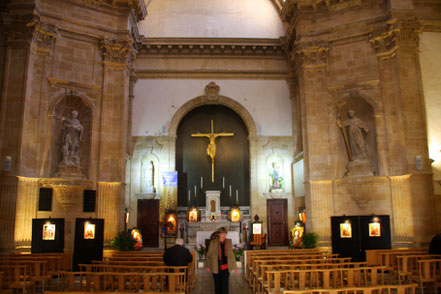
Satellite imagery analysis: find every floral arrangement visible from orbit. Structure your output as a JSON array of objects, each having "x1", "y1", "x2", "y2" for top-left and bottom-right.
[
  {"x1": 195, "y1": 244, "x2": 206, "y2": 256},
  {"x1": 233, "y1": 244, "x2": 244, "y2": 261}
]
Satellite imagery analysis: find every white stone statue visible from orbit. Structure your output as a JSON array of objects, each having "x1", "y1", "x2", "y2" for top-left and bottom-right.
[
  {"x1": 60, "y1": 110, "x2": 83, "y2": 166},
  {"x1": 343, "y1": 109, "x2": 369, "y2": 161}
]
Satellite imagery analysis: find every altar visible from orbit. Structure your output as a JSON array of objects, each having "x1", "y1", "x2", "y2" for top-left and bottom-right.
[{"x1": 196, "y1": 230, "x2": 240, "y2": 247}]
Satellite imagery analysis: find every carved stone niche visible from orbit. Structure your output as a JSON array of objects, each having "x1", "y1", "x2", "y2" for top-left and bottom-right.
[
  {"x1": 336, "y1": 96, "x2": 378, "y2": 177},
  {"x1": 51, "y1": 95, "x2": 92, "y2": 179}
]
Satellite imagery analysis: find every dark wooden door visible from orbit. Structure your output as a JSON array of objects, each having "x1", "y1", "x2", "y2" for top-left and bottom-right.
[
  {"x1": 267, "y1": 199, "x2": 288, "y2": 246},
  {"x1": 137, "y1": 199, "x2": 159, "y2": 247}
]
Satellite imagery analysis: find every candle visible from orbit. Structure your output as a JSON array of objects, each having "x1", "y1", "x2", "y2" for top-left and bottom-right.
[
  {"x1": 229, "y1": 185, "x2": 232, "y2": 196},
  {"x1": 236, "y1": 190, "x2": 238, "y2": 202},
  {"x1": 222, "y1": 177, "x2": 225, "y2": 189},
  {"x1": 201, "y1": 177, "x2": 203, "y2": 188},
  {"x1": 188, "y1": 190, "x2": 190, "y2": 202},
  {"x1": 194, "y1": 185, "x2": 197, "y2": 196}
]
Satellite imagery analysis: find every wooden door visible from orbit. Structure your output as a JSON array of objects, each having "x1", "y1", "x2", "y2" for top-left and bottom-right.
[
  {"x1": 267, "y1": 199, "x2": 288, "y2": 246},
  {"x1": 137, "y1": 199, "x2": 159, "y2": 247}
]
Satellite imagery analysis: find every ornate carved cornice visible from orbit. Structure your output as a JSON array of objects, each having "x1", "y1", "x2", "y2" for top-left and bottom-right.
[
  {"x1": 369, "y1": 19, "x2": 421, "y2": 60},
  {"x1": 139, "y1": 38, "x2": 285, "y2": 57},
  {"x1": 291, "y1": 40, "x2": 329, "y2": 71},
  {"x1": 70, "y1": 0, "x2": 146, "y2": 22},
  {"x1": 281, "y1": 0, "x2": 364, "y2": 22},
  {"x1": 100, "y1": 38, "x2": 136, "y2": 70},
  {"x1": 0, "y1": 13, "x2": 35, "y2": 43},
  {"x1": 28, "y1": 20, "x2": 58, "y2": 55}
]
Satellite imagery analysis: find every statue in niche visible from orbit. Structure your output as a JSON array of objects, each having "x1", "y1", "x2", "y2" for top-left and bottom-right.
[
  {"x1": 210, "y1": 199, "x2": 216, "y2": 212},
  {"x1": 337, "y1": 106, "x2": 374, "y2": 177},
  {"x1": 269, "y1": 162, "x2": 283, "y2": 192},
  {"x1": 343, "y1": 110, "x2": 369, "y2": 161},
  {"x1": 60, "y1": 110, "x2": 83, "y2": 166},
  {"x1": 142, "y1": 160, "x2": 156, "y2": 193}
]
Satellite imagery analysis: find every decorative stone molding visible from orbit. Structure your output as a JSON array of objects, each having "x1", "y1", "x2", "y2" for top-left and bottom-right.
[
  {"x1": 139, "y1": 38, "x2": 285, "y2": 57},
  {"x1": 291, "y1": 40, "x2": 329, "y2": 71},
  {"x1": 100, "y1": 38, "x2": 136, "y2": 70},
  {"x1": 369, "y1": 19, "x2": 421, "y2": 60},
  {"x1": 28, "y1": 20, "x2": 58, "y2": 55},
  {"x1": 205, "y1": 82, "x2": 220, "y2": 101},
  {"x1": 0, "y1": 13, "x2": 35, "y2": 42},
  {"x1": 168, "y1": 83, "x2": 257, "y2": 137},
  {"x1": 71, "y1": 0, "x2": 147, "y2": 21}
]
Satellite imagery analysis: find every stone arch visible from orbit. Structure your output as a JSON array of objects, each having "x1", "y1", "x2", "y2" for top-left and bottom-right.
[{"x1": 169, "y1": 94, "x2": 257, "y2": 137}]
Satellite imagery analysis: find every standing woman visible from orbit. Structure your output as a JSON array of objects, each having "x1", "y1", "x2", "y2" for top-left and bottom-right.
[{"x1": 206, "y1": 227, "x2": 239, "y2": 294}]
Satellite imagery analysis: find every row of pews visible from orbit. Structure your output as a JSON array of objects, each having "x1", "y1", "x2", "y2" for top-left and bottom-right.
[
  {"x1": 60, "y1": 250, "x2": 196, "y2": 293},
  {"x1": 0, "y1": 252, "x2": 72, "y2": 292},
  {"x1": 0, "y1": 250, "x2": 195, "y2": 293},
  {"x1": 245, "y1": 248, "x2": 441, "y2": 294}
]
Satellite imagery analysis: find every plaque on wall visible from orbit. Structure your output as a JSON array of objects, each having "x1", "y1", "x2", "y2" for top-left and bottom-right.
[
  {"x1": 42, "y1": 224, "x2": 56, "y2": 240},
  {"x1": 369, "y1": 223, "x2": 381, "y2": 237},
  {"x1": 84, "y1": 223, "x2": 95, "y2": 239},
  {"x1": 340, "y1": 223, "x2": 352, "y2": 238}
]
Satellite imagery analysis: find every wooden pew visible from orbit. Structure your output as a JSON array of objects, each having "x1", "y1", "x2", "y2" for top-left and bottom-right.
[
  {"x1": 417, "y1": 259, "x2": 441, "y2": 294},
  {"x1": 263, "y1": 267, "x2": 387, "y2": 294},
  {"x1": 397, "y1": 254, "x2": 441, "y2": 284},
  {"x1": 61, "y1": 271, "x2": 186, "y2": 293},
  {"x1": 283, "y1": 283, "x2": 418, "y2": 294},
  {"x1": 0, "y1": 264, "x2": 34, "y2": 293}
]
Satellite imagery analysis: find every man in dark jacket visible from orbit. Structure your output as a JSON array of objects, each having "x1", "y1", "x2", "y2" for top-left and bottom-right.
[{"x1": 163, "y1": 238, "x2": 193, "y2": 266}]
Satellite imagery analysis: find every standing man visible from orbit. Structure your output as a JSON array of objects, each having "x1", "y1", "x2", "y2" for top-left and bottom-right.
[{"x1": 163, "y1": 238, "x2": 193, "y2": 266}]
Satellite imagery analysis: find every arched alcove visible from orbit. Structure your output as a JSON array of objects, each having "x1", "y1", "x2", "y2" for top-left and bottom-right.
[
  {"x1": 52, "y1": 95, "x2": 92, "y2": 178},
  {"x1": 176, "y1": 104, "x2": 250, "y2": 207}
]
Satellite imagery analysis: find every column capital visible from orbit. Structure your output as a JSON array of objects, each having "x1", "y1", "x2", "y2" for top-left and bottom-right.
[
  {"x1": 290, "y1": 40, "x2": 329, "y2": 72},
  {"x1": 100, "y1": 38, "x2": 137, "y2": 70},
  {"x1": 369, "y1": 19, "x2": 421, "y2": 60},
  {"x1": 28, "y1": 20, "x2": 58, "y2": 55}
]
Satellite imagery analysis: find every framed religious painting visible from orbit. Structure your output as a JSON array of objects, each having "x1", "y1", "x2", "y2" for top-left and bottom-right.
[
  {"x1": 253, "y1": 222, "x2": 262, "y2": 235},
  {"x1": 84, "y1": 223, "x2": 95, "y2": 239},
  {"x1": 340, "y1": 223, "x2": 352, "y2": 238},
  {"x1": 42, "y1": 223, "x2": 56, "y2": 240},
  {"x1": 369, "y1": 222, "x2": 381, "y2": 237}
]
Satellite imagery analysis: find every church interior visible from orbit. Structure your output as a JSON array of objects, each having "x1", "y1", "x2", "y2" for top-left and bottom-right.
[{"x1": 0, "y1": 0, "x2": 441, "y2": 293}]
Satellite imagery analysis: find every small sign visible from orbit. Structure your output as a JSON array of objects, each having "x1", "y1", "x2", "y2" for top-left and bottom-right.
[
  {"x1": 161, "y1": 171, "x2": 178, "y2": 186},
  {"x1": 253, "y1": 223, "x2": 262, "y2": 234}
]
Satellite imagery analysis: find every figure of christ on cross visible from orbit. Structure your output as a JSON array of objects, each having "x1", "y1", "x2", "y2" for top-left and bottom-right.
[{"x1": 191, "y1": 120, "x2": 234, "y2": 183}]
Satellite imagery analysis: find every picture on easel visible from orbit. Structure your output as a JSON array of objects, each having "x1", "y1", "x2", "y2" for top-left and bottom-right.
[
  {"x1": 340, "y1": 223, "x2": 352, "y2": 238},
  {"x1": 84, "y1": 223, "x2": 95, "y2": 239},
  {"x1": 42, "y1": 224, "x2": 56, "y2": 240},
  {"x1": 369, "y1": 222, "x2": 381, "y2": 237}
]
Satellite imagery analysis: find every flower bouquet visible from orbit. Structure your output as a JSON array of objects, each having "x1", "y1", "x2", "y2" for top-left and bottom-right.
[
  {"x1": 195, "y1": 244, "x2": 206, "y2": 260},
  {"x1": 233, "y1": 244, "x2": 244, "y2": 261}
]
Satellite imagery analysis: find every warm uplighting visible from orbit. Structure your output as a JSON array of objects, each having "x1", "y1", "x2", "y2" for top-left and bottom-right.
[
  {"x1": 187, "y1": 206, "x2": 201, "y2": 222},
  {"x1": 228, "y1": 206, "x2": 241, "y2": 222},
  {"x1": 164, "y1": 211, "x2": 177, "y2": 234}
]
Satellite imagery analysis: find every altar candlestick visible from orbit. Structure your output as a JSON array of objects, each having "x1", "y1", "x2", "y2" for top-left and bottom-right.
[
  {"x1": 188, "y1": 190, "x2": 190, "y2": 202},
  {"x1": 236, "y1": 190, "x2": 238, "y2": 202},
  {"x1": 194, "y1": 185, "x2": 197, "y2": 197},
  {"x1": 229, "y1": 185, "x2": 232, "y2": 197},
  {"x1": 222, "y1": 177, "x2": 225, "y2": 189},
  {"x1": 201, "y1": 177, "x2": 203, "y2": 189}
]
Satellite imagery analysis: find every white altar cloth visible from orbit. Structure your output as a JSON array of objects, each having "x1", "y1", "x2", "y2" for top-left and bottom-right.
[{"x1": 196, "y1": 231, "x2": 239, "y2": 247}]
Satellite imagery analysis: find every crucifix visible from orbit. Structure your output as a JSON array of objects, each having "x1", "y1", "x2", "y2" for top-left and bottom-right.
[{"x1": 191, "y1": 120, "x2": 234, "y2": 183}]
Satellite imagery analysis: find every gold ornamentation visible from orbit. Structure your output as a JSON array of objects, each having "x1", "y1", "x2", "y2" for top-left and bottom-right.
[
  {"x1": 100, "y1": 38, "x2": 136, "y2": 67},
  {"x1": 292, "y1": 40, "x2": 329, "y2": 71},
  {"x1": 191, "y1": 120, "x2": 234, "y2": 183},
  {"x1": 27, "y1": 20, "x2": 58, "y2": 55},
  {"x1": 369, "y1": 19, "x2": 421, "y2": 60}
]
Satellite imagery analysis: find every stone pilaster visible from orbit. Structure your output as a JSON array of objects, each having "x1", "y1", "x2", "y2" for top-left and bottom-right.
[
  {"x1": 97, "y1": 182, "x2": 123, "y2": 241},
  {"x1": 0, "y1": 175, "x2": 18, "y2": 252},
  {"x1": 14, "y1": 177, "x2": 39, "y2": 244},
  {"x1": 370, "y1": 18, "x2": 436, "y2": 245},
  {"x1": 286, "y1": 72, "x2": 303, "y2": 156},
  {"x1": 305, "y1": 180, "x2": 333, "y2": 246},
  {"x1": 291, "y1": 40, "x2": 332, "y2": 242}
]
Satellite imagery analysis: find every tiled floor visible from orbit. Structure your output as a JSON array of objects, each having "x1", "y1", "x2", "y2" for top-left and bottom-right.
[{"x1": 191, "y1": 268, "x2": 251, "y2": 294}]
